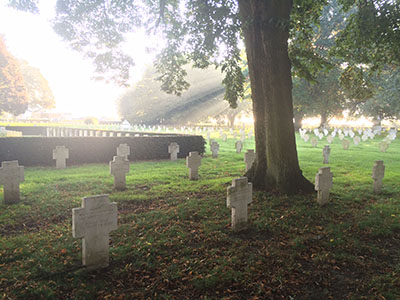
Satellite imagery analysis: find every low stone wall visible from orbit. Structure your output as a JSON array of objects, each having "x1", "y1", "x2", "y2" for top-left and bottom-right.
[
  {"x1": 0, "y1": 136, "x2": 205, "y2": 166},
  {"x1": 4, "y1": 126, "x2": 168, "y2": 137}
]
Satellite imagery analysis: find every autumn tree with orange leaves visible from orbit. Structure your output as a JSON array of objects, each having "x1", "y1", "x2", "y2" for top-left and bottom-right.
[{"x1": 0, "y1": 36, "x2": 29, "y2": 115}]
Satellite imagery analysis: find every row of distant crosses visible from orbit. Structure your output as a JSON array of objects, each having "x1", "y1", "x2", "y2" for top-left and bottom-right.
[{"x1": 0, "y1": 142, "x2": 386, "y2": 270}]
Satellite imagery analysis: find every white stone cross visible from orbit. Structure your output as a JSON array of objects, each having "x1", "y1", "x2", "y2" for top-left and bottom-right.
[
  {"x1": 210, "y1": 141, "x2": 220, "y2": 158},
  {"x1": 303, "y1": 134, "x2": 310, "y2": 142},
  {"x1": 109, "y1": 156, "x2": 130, "y2": 190},
  {"x1": 72, "y1": 194, "x2": 117, "y2": 270},
  {"x1": 0, "y1": 160, "x2": 24, "y2": 204},
  {"x1": 117, "y1": 143, "x2": 130, "y2": 159},
  {"x1": 186, "y1": 151, "x2": 202, "y2": 180},
  {"x1": 326, "y1": 135, "x2": 334, "y2": 144},
  {"x1": 323, "y1": 145, "x2": 330, "y2": 164},
  {"x1": 379, "y1": 141, "x2": 389, "y2": 152},
  {"x1": 342, "y1": 139, "x2": 350, "y2": 150},
  {"x1": 227, "y1": 177, "x2": 253, "y2": 231},
  {"x1": 338, "y1": 133, "x2": 344, "y2": 140},
  {"x1": 372, "y1": 160, "x2": 385, "y2": 194},
  {"x1": 52, "y1": 146, "x2": 69, "y2": 169},
  {"x1": 168, "y1": 142, "x2": 180, "y2": 161},
  {"x1": 353, "y1": 136, "x2": 361, "y2": 145},
  {"x1": 244, "y1": 150, "x2": 255, "y2": 172},
  {"x1": 235, "y1": 140, "x2": 243, "y2": 153},
  {"x1": 315, "y1": 167, "x2": 333, "y2": 205}
]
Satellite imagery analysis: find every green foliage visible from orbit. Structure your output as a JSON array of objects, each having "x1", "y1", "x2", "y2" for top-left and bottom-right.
[
  {"x1": 293, "y1": 67, "x2": 346, "y2": 125},
  {"x1": 336, "y1": 0, "x2": 400, "y2": 69},
  {"x1": 7, "y1": 0, "x2": 39, "y2": 13},
  {"x1": 118, "y1": 65, "x2": 227, "y2": 124},
  {"x1": 356, "y1": 67, "x2": 400, "y2": 120},
  {"x1": 8, "y1": 0, "x2": 400, "y2": 113},
  {"x1": 0, "y1": 36, "x2": 29, "y2": 116},
  {"x1": 18, "y1": 60, "x2": 55, "y2": 112},
  {"x1": 1, "y1": 133, "x2": 399, "y2": 298},
  {"x1": 83, "y1": 116, "x2": 98, "y2": 125}
]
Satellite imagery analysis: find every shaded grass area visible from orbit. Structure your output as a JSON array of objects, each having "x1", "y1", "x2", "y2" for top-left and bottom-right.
[{"x1": 1, "y1": 133, "x2": 399, "y2": 299}]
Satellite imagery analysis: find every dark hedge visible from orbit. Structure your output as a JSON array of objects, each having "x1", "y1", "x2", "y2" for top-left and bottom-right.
[{"x1": 0, "y1": 136, "x2": 205, "y2": 166}]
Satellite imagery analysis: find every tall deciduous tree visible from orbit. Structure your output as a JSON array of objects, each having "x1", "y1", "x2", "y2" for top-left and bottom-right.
[
  {"x1": 0, "y1": 36, "x2": 28, "y2": 115},
  {"x1": 9, "y1": 0, "x2": 400, "y2": 194},
  {"x1": 355, "y1": 67, "x2": 400, "y2": 124},
  {"x1": 292, "y1": 0, "x2": 348, "y2": 129},
  {"x1": 18, "y1": 60, "x2": 55, "y2": 112}
]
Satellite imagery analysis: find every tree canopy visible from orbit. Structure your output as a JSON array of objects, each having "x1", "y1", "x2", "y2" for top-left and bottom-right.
[
  {"x1": 19, "y1": 60, "x2": 55, "y2": 112},
  {"x1": 118, "y1": 65, "x2": 227, "y2": 125},
  {"x1": 0, "y1": 35, "x2": 28, "y2": 115}
]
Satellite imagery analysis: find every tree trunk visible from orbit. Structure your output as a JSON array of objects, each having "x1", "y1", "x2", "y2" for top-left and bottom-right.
[
  {"x1": 372, "y1": 116, "x2": 382, "y2": 127},
  {"x1": 320, "y1": 112, "x2": 328, "y2": 129},
  {"x1": 294, "y1": 113, "x2": 303, "y2": 131},
  {"x1": 239, "y1": 0, "x2": 314, "y2": 194},
  {"x1": 227, "y1": 109, "x2": 236, "y2": 128}
]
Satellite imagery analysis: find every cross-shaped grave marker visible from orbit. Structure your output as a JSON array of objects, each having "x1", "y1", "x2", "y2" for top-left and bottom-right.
[
  {"x1": 323, "y1": 145, "x2": 331, "y2": 164},
  {"x1": 342, "y1": 139, "x2": 350, "y2": 150},
  {"x1": 168, "y1": 142, "x2": 180, "y2": 161},
  {"x1": 372, "y1": 160, "x2": 385, "y2": 194},
  {"x1": 315, "y1": 167, "x2": 333, "y2": 205},
  {"x1": 0, "y1": 160, "x2": 24, "y2": 204},
  {"x1": 53, "y1": 146, "x2": 69, "y2": 169},
  {"x1": 210, "y1": 141, "x2": 220, "y2": 158},
  {"x1": 379, "y1": 141, "x2": 389, "y2": 152},
  {"x1": 235, "y1": 140, "x2": 243, "y2": 153},
  {"x1": 117, "y1": 143, "x2": 130, "y2": 159},
  {"x1": 353, "y1": 136, "x2": 361, "y2": 145},
  {"x1": 186, "y1": 151, "x2": 202, "y2": 180},
  {"x1": 311, "y1": 137, "x2": 318, "y2": 147},
  {"x1": 109, "y1": 156, "x2": 130, "y2": 190},
  {"x1": 227, "y1": 177, "x2": 253, "y2": 231},
  {"x1": 72, "y1": 194, "x2": 117, "y2": 270},
  {"x1": 244, "y1": 150, "x2": 256, "y2": 172},
  {"x1": 326, "y1": 135, "x2": 334, "y2": 144}
]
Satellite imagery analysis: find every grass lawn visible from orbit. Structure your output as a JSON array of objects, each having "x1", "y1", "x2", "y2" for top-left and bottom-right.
[{"x1": 1, "y1": 133, "x2": 399, "y2": 299}]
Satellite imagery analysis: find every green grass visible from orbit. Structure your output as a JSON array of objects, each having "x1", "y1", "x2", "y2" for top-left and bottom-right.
[{"x1": 1, "y1": 133, "x2": 399, "y2": 299}]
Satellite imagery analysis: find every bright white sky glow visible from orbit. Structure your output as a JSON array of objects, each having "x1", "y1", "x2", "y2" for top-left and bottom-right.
[{"x1": 0, "y1": 1, "x2": 155, "y2": 119}]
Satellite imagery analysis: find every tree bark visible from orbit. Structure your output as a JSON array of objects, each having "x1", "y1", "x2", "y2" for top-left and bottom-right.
[
  {"x1": 239, "y1": 0, "x2": 314, "y2": 194},
  {"x1": 320, "y1": 112, "x2": 328, "y2": 129},
  {"x1": 294, "y1": 113, "x2": 303, "y2": 131}
]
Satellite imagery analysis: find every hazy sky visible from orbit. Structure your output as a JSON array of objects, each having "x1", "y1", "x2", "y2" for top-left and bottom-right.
[{"x1": 0, "y1": 1, "x2": 154, "y2": 119}]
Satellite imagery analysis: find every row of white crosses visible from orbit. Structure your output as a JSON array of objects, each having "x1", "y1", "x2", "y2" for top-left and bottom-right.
[
  {"x1": 315, "y1": 161, "x2": 385, "y2": 205},
  {"x1": 302, "y1": 127, "x2": 397, "y2": 152},
  {"x1": 315, "y1": 144, "x2": 386, "y2": 205},
  {"x1": 0, "y1": 146, "x2": 71, "y2": 204},
  {"x1": 72, "y1": 144, "x2": 130, "y2": 270},
  {"x1": 71, "y1": 145, "x2": 254, "y2": 270}
]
